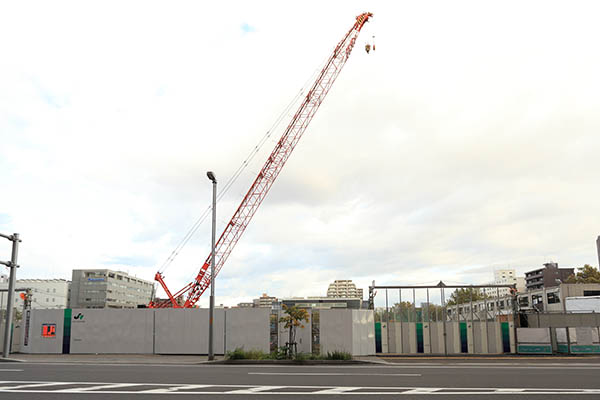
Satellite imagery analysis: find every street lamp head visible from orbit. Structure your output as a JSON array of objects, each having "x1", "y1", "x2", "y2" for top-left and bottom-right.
[{"x1": 207, "y1": 171, "x2": 217, "y2": 183}]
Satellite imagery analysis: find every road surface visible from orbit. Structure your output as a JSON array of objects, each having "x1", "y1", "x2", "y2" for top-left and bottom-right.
[{"x1": 0, "y1": 357, "x2": 599, "y2": 399}]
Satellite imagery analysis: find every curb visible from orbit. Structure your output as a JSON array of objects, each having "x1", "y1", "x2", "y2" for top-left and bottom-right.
[
  {"x1": 377, "y1": 354, "x2": 600, "y2": 359},
  {"x1": 208, "y1": 359, "x2": 375, "y2": 365},
  {"x1": 0, "y1": 358, "x2": 24, "y2": 363}
]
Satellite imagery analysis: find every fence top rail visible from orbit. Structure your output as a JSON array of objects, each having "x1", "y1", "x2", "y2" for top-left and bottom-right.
[{"x1": 371, "y1": 284, "x2": 516, "y2": 290}]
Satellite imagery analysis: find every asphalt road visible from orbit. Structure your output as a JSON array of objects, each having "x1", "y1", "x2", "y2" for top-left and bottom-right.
[{"x1": 1, "y1": 358, "x2": 599, "y2": 399}]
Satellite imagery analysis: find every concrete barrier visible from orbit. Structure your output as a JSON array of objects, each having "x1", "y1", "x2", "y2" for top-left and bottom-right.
[
  {"x1": 70, "y1": 309, "x2": 154, "y2": 354},
  {"x1": 18, "y1": 308, "x2": 374, "y2": 355},
  {"x1": 556, "y1": 327, "x2": 600, "y2": 354},
  {"x1": 19, "y1": 309, "x2": 63, "y2": 354},
  {"x1": 226, "y1": 308, "x2": 269, "y2": 353},
  {"x1": 320, "y1": 310, "x2": 375, "y2": 356},
  {"x1": 154, "y1": 308, "x2": 225, "y2": 354},
  {"x1": 517, "y1": 327, "x2": 552, "y2": 354}
]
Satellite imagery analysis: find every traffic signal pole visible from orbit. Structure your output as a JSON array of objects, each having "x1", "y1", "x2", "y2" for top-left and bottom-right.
[{"x1": 0, "y1": 232, "x2": 20, "y2": 358}]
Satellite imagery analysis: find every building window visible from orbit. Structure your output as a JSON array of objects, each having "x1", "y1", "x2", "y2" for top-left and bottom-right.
[
  {"x1": 519, "y1": 297, "x2": 529, "y2": 307},
  {"x1": 547, "y1": 292, "x2": 560, "y2": 304},
  {"x1": 584, "y1": 290, "x2": 600, "y2": 297}
]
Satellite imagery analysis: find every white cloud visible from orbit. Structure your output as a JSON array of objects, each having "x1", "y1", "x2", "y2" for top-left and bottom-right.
[{"x1": 1, "y1": 1, "x2": 599, "y2": 308}]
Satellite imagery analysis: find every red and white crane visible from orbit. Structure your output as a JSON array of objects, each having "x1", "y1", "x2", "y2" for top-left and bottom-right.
[{"x1": 151, "y1": 12, "x2": 373, "y2": 308}]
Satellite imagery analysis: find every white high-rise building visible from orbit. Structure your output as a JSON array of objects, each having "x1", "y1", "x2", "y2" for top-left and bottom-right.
[
  {"x1": 493, "y1": 269, "x2": 525, "y2": 296},
  {"x1": 326, "y1": 280, "x2": 363, "y2": 299},
  {"x1": 0, "y1": 279, "x2": 70, "y2": 309}
]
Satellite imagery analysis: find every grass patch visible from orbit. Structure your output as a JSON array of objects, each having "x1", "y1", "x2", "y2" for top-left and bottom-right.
[
  {"x1": 226, "y1": 347, "x2": 270, "y2": 360},
  {"x1": 325, "y1": 350, "x2": 352, "y2": 360},
  {"x1": 225, "y1": 347, "x2": 353, "y2": 361}
]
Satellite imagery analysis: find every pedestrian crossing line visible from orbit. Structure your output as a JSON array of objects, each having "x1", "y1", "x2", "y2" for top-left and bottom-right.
[
  {"x1": 0, "y1": 381, "x2": 600, "y2": 395},
  {"x1": 402, "y1": 387, "x2": 442, "y2": 394},
  {"x1": 143, "y1": 384, "x2": 214, "y2": 393},
  {"x1": 313, "y1": 387, "x2": 362, "y2": 394},
  {"x1": 225, "y1": 386, "x2": 285, "y2": 394},
  {"x1": 0, "y1": 382, "x2": 65, "y2": 391},
  {"x1": 62, "y1": 383, "x2": 143, "y2": 392}
]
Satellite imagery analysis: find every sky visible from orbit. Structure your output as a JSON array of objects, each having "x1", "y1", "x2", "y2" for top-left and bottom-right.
[{"x1": 1, "y1": 1, "x2": 599, "y2": 308}]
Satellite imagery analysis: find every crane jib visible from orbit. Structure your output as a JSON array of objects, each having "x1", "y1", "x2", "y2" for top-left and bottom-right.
[{"x1": 152, "y1": 12, "x2": 373, "y2": 308}]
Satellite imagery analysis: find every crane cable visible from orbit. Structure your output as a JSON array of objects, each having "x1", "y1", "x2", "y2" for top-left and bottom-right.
[{"x1": 158, "y1": 58, "x2": 329, "y2": 275}]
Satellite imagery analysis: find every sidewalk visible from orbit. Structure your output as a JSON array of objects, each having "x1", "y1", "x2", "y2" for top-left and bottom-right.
[{"x1": 1, "y1": 353, "x2": 224, "y2": 364}]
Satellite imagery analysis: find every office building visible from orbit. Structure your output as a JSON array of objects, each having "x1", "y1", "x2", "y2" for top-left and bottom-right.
[
  {"x1": 0, "y1": 279, "x2": 70, "y2": 310},
  {"x1": 326, "y1": 280, "x2": 363, "y2": 299},
  {"x1": 524, "y1": 263, "x2": 574, "y2": 291},
  {"x1": 70, "y1": 269, "x2": 153, "y2": 309}
]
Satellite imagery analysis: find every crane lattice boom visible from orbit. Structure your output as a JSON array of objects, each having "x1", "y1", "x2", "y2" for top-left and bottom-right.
[{"x1": 152, "y1": 12, "x2": 373, "y2": 308}]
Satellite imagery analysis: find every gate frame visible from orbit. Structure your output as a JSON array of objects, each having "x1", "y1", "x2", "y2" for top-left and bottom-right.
[{"x1": 369, "y1": 281, "x2": 517, "y2": 355}]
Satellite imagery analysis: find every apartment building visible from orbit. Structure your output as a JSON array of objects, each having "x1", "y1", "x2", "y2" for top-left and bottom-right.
[
  {"x1": 326, "y1": 280, "x2": 364, "y2": 299},
  {"x1": 525, "y1": 263, "x2": 574, "y2": 291},
  {"x1": 493, "y1": 269, "x2": 525, "y2": 296},
  {"x1": 253, "y1": 293, "x2": 278, "y2": 308}
]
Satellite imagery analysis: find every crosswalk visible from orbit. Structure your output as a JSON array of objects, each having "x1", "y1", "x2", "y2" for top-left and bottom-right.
[{"x1": 0, "y1": 381, "x2": 599, "y2": 395}]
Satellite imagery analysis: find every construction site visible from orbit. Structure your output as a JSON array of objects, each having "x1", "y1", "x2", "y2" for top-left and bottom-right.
[{"x1": 2, "y1": 12, "x2": 599, "y2": 360}]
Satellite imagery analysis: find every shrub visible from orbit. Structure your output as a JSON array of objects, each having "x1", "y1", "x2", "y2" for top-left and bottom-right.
[
  {"x1": 225, "y1": 347, "x2": 270, "y2": 360},
  {"x1": 326, "y1": 350, "x2": 352, "y2": 360}
]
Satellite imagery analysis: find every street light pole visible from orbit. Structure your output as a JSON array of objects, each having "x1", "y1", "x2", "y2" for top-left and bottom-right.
[
  {"x1": 0, "y1": 233, "x2": 20, "y2": 358},
  {"x1": 206, "y1": 172, "x2": 217, "y2": 361}
]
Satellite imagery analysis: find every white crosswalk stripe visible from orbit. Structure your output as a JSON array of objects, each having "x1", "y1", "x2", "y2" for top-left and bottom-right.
[{"x1": 0, "y1": 380, "x2": 599, "y2": 395}]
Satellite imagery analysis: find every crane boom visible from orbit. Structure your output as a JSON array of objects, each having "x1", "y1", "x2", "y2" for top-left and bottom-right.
[{"x1": 153, "y1": 12, "x2": 373, "y2": 308}]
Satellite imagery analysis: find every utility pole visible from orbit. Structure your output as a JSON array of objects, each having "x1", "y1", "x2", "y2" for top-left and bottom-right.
[
  {"x1": 0, "y1": 232, "x2": 21, "y2": 358},
  {"x1": 206, "y1": 172, "x2": 217, "y2": 360}
]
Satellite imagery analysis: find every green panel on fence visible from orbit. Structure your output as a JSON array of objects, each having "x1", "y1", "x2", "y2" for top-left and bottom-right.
[
  {"x1": 517, "y1": 345, "x2": 552, "y2": 354},
  {"x1": 557, "y1": 344, "x2": 569, "y2": 354},
  {"x1": 459, "y1": 322, "x2": 468, "y2": 353},
  {"x1": 416, "y1": 323, "x2": 424, "y2": 353},
  {"x1": 62, "y1": 308, "x2": 72, "y2": 354},
  {"x1": 375, "y1": 322, "x2": 382, "y2": 353},
  {"x1": 571, "y1": 345, "x2": 600, "y2": 354},
  {"x1": 501, "y1": 322, "x2": 510, "y2": 353}
]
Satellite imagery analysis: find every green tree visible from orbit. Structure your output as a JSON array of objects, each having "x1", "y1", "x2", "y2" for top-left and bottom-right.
[
  {"x1": 279, "y1": 305, "x2": 309, "y2": 357},
  {"x1": 565, "y1": 264, "x2": 600, "y2": 284},
  {"x1": 446, "y1": 288, "x2": 490, "y2": 306}
]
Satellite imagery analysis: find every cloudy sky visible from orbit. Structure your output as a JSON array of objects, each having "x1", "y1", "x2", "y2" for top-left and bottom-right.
[{"x1": 1, "y1": 1, "x2": 599, "y2": 308}]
